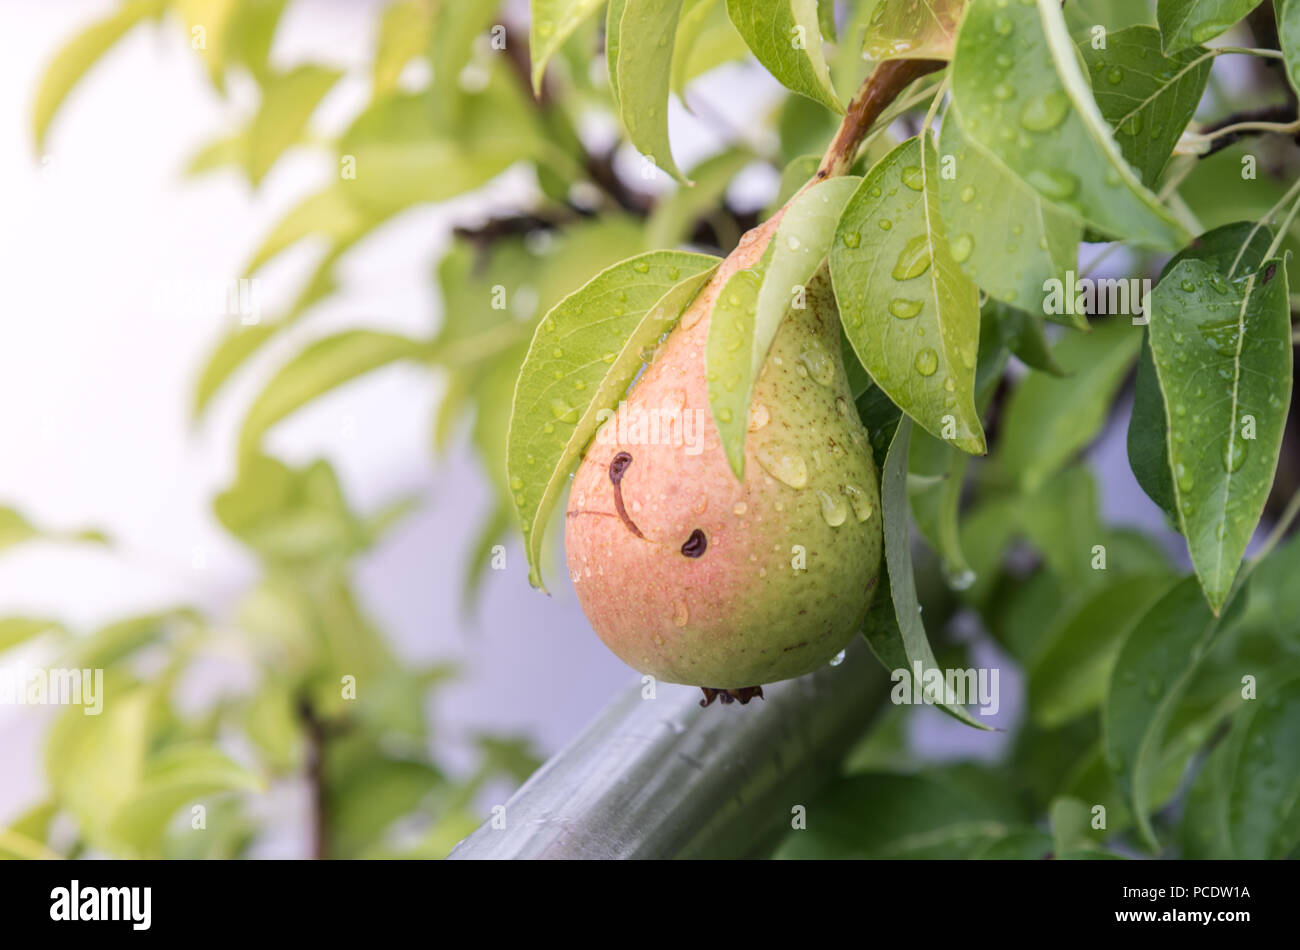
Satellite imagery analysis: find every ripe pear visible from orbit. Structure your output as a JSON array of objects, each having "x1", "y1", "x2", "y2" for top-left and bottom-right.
[{"x1": 565, "y1": 214, "x2": 883, "y2": 691}]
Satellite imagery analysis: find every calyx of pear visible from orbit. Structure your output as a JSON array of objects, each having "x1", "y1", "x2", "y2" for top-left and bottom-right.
[{"x1": 565, "y1": 208, "x2": 883, "y2": 692}]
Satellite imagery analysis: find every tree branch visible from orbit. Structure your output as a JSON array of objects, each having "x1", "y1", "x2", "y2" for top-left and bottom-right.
[{"x1": 817, "y1": 58, "x2": 946, "y2": 180}]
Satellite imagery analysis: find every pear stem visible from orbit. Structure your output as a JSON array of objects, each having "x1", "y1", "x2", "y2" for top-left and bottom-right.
[{"x1": 816, "y1": 58, "x2": 946, "y2": 180}]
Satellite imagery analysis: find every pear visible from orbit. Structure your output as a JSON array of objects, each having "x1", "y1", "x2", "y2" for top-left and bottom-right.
[{"x1": 565, "y1": 214, "x2": 883, "y2": 692}]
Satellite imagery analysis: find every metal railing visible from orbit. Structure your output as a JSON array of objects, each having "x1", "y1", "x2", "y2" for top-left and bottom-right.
[{"x1": 448, "y1": 640, "x2": 888, "y2": 859}]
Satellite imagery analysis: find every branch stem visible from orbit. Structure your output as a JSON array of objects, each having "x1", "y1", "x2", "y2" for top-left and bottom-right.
[{"x1": 817, "y1": 58, "x2": 946, "y2": 180}]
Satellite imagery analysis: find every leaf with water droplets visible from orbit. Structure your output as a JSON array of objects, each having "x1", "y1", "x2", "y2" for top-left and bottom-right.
[
  {"x1": 862, "y1": 418, "x2": 993, "y2": 730},
  {"x1": 530, "y1": 0, "x2": 607, "y2": 93},
  {"x1": 1128, "y1": 222, "x2": 1276, "y2": 525},
  {"x1": 706, "y1": 250, "x2": 768, "y2": 478},
  {"x1": 508, "y1": 251, "x2": 719, "y2": 590},
  {"x1": 861, "y1": 0, "x2": 967, "y2": 61},
  {"x1": 1157, "y1": 0, "x2": 1262, "y2": 55},
  {"x1": 1080, "y1": 26, "x2": 1212, "y2": 188},
  {"x1": 754, "y1": 175, "x2": 859, "y2": 383},
  {"x1": 1225, "y1": 674, "x2": 1300, "y2": 857},
  {"x1": 612, "y1": 0, "x2": 691, "y2": 183},
  {"x1": 725, "y1": 0, "x2": 843, "y2": 114},
  {"x1": 994, "y1": 318, "x2": 1141, "y2": 493},
  {"x1": 1103, "y1": 575, "x2": 1242, "y2": 850},
  {"x1": 950, "y1": 0, "x2": 1185, "y2": 248},
  {"x1": 831, "y1": 136, "x2": 985, "y2": 455},
  {"x1": 1148, "y1": 249, "x2": 1291, "y2": 613},
  {"x1": 938, "y1": 105, "x2": 1082, "y2": 315}
]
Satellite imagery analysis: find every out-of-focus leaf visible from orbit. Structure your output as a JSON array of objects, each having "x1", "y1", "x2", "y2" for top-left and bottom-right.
[
  {"x1": 672, "y1": 0, "x2": 749, "y2": 98},
  {"x1": 238, "y1": 330, "x2": 431, "y2": 460},
  {"x1": 374, "y1": 0, "x2": 436, "y2": 97},
  {"x1": 31, "y1": 0, "x2": 167, "y2": 152},
  {"x1": 777, "y1": 768, "x2": 1024, "y2": 858},
  {"x1": 68, "y1": 609, "x2": 200, "y2": 670},
  {"x1": 994, "y1": 319, "x2": 1140, "y2": 492},
  {"x1": 1225, "y1": 674, "x2": 1300, "y2": 857},
  {"x1": 244, "y1": 65, "x2": 342, "y2": 185},
  {"x1": 1281, "y1": 0, "x2": 1300, "y2": 99},
  {"x1": 0, "y1": 618, "x2": 63, "y2": 653},
  {"x1": 109, "y1": 744, "x2": 262, "y2": 857},
  {"x1": 530, "y1": 0, "x2": 606, "y2": 93},
  {"x1": 645, "y1": 147, "x2": 753, "y2": 249},
  {"x1": 988, "y1": 302, "x2": 1065, "y2": 376}
]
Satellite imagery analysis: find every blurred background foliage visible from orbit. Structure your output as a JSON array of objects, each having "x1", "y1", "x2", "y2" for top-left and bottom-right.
[{"x1": 2, "y1": 0, "x2": 1298, "y2": 860}]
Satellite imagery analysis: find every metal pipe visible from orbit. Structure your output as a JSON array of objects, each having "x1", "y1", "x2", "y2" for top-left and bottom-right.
[{"x1": 448, "y1": 639, "x2": 888, "y2": 859}]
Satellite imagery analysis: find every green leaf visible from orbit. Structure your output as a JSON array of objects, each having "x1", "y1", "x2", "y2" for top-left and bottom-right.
[
  {"x1": 937, "y1": 104, "x2": 1082, "y2": 313},
  {"x1": 994, "y1": 318, "x2": 1141, "y2": 492},
  {"x1": 1128, "y1": 333, "x2": 1178, "y2": 518},
  {"x1": 70, "y1": 609, "x2": 199, "y2": 670},
  {"x1": 950, "y1": 0, "x2": 1185, "y2": 248},
  {"x1": 109, "y1": 744, "x2": 262, "y2": 857},
  {"x1": 1128, "y1": 221, "x2": 1276, "y2": 520},
  {"x1": 672, "y1": 0, "x2": 749, "y2": 98},
  {"x1": 1048, "y1": 796, "x2": 1098, "y2": 855},
  {"x1": 970, "y1": 829, "x2": 1055, "y2": 858},
  {"x1": 31, "y1": 0, "x2": 167, "y2": 152},
  {"x1": 645, "y1": 147, "x2": 753, "y2": 249},
  {"x1": 1080, "y1": 26, "x2": 1212, "y2": 188},
  {"x1": 238, "y1": 331, "x2": 430, "y2": 460},
  {"x1": 989, "y1": 301, "x2": 1065, "y2": 376},
  {"x1": 725, "y1": 0, "x2": 843, "y2": 114},
  {"x1": 777, "y1": 768, "x2": 1022, "y2": 858},
  {"x1": 768, "y1": 153, "x2": 823, "y2": 215},
  {"x1": 0, "y1": 506, "x2": 110, "y2": 552},
  {"x1": 863, "y1": 418, "x2": 992, "y2": 729},
  {"x1": 1280, "y1": 0, "x2": 1300, "y2": 99},
  {"x1": 862, "y1": 0, "x2": 966, "y2": 61},
  {"x1": 1157, "y1": 0, "x2": 1261, "y2": 55},
  {"x1": 907, "y1": 430, "x2": 974, "y2": 588},
  {"x1": 613, "y1": 0, "x2": 690, "y2": 183},
  {"x1": 429, "y1": 1, "x2": 504, "y2": 124},
  {"x1": 1027, "y1": 573, "x2": 1175, "y2": 728},
  {"x1": 1147, "y1": 254, "x2": 1291, "y2": 612},
  {"x1": 0, "y1": 617, "x2": 63, "y2": 653},
  {"x1": 755, "y1": 176, "x2": 859, "y2": 376},
  {"x1": 1225, "y1": 675, "x2": 1300, "y2": 858},
  {"x1": 606, "y1": 0, "x2": 628, "y2": 106},
  {"x1": 245, "y1": 65, "x2": 342, "y2": 185},
  {"x1": 374, "y1": 0, "x2": 436, "y2": 97},
  {"x1": 1103, "y1": 575, "x2": 1241, "y2": 850},
  {"x1": 706, "y1": 257, "x2": 766, "y2": 478},
  {"x1": 508, "y1": 251, "x2": 718, "y2": 591},
  {"x1": 531, "y1": 0, "x2": 607, "y2": 93},
  {"x1": 832, "y1": 136, "x2": 985, "y2": 455}
]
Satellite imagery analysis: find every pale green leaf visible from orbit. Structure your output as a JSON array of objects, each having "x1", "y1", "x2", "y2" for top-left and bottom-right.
[
  {"x1": 831, "y1": 135, "x2": 985, "y2": 455},
  {"x1": 246, "y1": 64, "x2": 342, "y2": 185},
  {"x1": 531, "y1": 0, "x2": 607, "y2": 93},
  {"x1": 706, "y1": 260, "x2": 765, "y2": 478},
  {"x1": 863, "y1": 418, "x2": 992, "y2": 729},
  {"x1": 31, "y1": 0, "x2": 167, "y2": 152},
  {"x1": 950, "y1": 0, "x2": 1186, "y2": 248},
  {"x1": 671, "y1": 0, "x2": 749, "y2": 98},
  {"x1": 937, "y1": 103, "x2": 1082, "y2": 313},
  {"x1": 374, "y1": 0, "x2": 436, "y2": 97},
  {"x1": 862, "y1": 0, "x2": 966, "y2": 61},
  {"x1": 1157, "y1": 0, "x2": 1261, "y2": 54},
  {"x1": 239, "y1": 331, "x2": 431, "y2": 459},
  {"x1": 508, "y1": 251, "x2": 719, "y2": 590},
  {"x1": 615, "y1": 0, "x2": 690, "y2": 183},
  {"x1": 726, "y1": 0, "x2": 843, "y2": 113},
  {"x1": 0, "y1": 618, "x2": 63, "y2": 653},
  {"x1": 645, "y1": 147, "x2": 753, "y2": 249}
]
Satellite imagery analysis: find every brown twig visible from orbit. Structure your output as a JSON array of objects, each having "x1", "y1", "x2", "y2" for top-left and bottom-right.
[
  {"x1": 297, "y1": 697, "x2": 331, "y2": 860},
  {"x1": 1198, "y1": 104, "x2": 1300, "y2": 158},
  {"x1": 816, "y1": 58, "x2": 946, "y2": 180}
]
